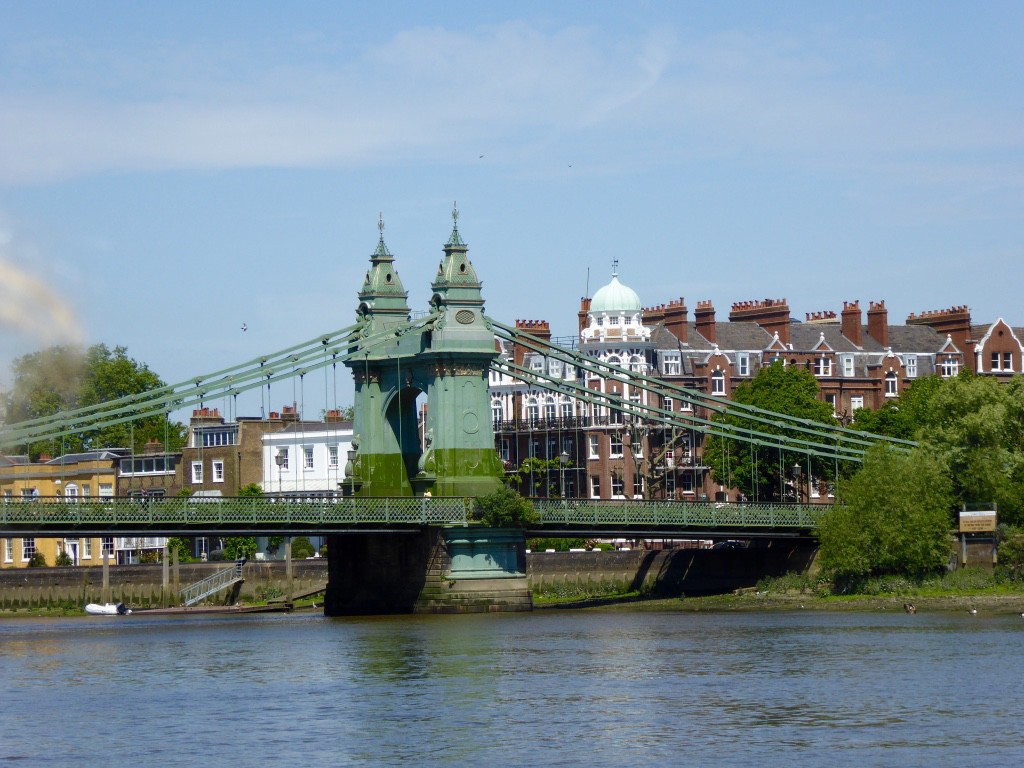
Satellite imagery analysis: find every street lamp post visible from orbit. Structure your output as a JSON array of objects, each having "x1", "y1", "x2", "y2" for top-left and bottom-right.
[
  {"x1": 275, "y1": 449, "x2": 286, "y2": 496},
  {"x1": 791, "y1": 463, "x2": 802, "y2": 503},
  {"x1": 559, "y1": 450, "x2": 569, "y2": 498}
]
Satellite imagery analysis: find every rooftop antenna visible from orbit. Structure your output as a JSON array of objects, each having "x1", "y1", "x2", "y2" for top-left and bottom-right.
[{"x1": 585, "y1": 267, "x2": 590, "y2": 298}]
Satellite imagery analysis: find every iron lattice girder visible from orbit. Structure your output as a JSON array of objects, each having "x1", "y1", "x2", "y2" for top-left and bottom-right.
[
  {"x1": 0, "y1": 313, "x2": 441, "y2": 449},
  {"x1": 0, "y1": 496, "x2": 824, "y2": 535},
  {"x1": 488, "y1": 318, "x2": 916, "y2": 463}
]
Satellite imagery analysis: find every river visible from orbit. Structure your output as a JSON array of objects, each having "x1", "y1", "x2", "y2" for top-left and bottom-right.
[{"x1": 1, "y1": 608, "x2": 1022, "y2": 767}]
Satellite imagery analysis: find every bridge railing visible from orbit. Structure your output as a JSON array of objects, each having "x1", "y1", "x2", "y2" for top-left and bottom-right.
[
  {"x1": 0, "y1": 495, "x2": 828, "y2": 533},
  {"x1": 532, "y1": 499, "x2": 827, "y2": 530},
  {"x1": 0, "y1": 496, "x2": 472, "y2": 530}
]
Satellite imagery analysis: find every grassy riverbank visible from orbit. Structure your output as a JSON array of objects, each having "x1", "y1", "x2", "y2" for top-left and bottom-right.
[{"x1": 535, "y1": 567, "x2": 1024, "y2": 615}]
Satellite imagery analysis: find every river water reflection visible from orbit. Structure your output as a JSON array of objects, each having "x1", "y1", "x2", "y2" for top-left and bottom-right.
[{"x1": 1, "y1": 609, "x2": 1022, "y2": 766}]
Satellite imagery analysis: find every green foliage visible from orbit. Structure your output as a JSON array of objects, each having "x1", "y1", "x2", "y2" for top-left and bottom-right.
[
  {"x1": 165, "y1": 537, "x2": 193, "y2": 563},
  {"x1": 527, "y1": 537, "x2": 588, "y2": 552},
  {"x1": 290, "y1": 536, "x2": 315, "y2": 559},
  {"x1": 3, "y1": 343, "x2": 186, "y2": 458},
  {"x1": 471, "y1": 485, "x2": 539, "y2": 528},
  {"x1": 507, "y1": 456, "x2": 572, "y2": 497},
  {"x1": 854, "y1": 373, "x2": 1024, "y2": 526},
  {"x1": 703, "y1": 362, "x2": 837, "y2": 501},
  {"x1": 27, "y1": 551, "x2": 48, "y2": 568},
  {"x1": 237, "y1": 483, "x2": 264, "y2": 497},
  {"x1": 818, "y1": 445, "x2": 955, "y2": 582},
  {"x1": 55, "y1": 550, "x2": 73, "y2": 567},
  {"x1": 224, "y1": 537, "x2": 258, "y2": 560},
  {"x1": 997, "y1": 526, "x2": 1024, "y2": 580},
  {"x1": 176, "y1": 487, "x2": 194, "y2": 498}
]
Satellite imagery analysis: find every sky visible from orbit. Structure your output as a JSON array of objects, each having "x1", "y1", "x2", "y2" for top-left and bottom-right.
[{"x1": 1, "y1": 1, "x2": 1022, "y2": 419}]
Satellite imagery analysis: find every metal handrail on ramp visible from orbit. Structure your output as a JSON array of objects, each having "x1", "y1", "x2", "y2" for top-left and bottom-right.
[{"x1": 180, "y1": 558, "x2": 246, "y2": 607}]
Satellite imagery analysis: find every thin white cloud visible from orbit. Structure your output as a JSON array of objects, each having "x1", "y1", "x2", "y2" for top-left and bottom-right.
[{"x1": 0, "y1": 20, "x2": 1020, "y2": 191}]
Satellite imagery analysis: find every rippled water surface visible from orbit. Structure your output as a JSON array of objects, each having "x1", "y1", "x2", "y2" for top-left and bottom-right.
[{"x1": 1, "y1": 609, "x2": 1022, "y2": 766}]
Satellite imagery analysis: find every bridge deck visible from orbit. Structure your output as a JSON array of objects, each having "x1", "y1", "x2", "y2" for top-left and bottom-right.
[{"x1": 0, "y1": 497, "x2": 826, "y2": 537}]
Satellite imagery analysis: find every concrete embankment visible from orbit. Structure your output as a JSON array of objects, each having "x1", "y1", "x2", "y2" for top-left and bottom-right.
[
  {"x1": 0, "y1": 560, "x2": 329, "y2": 610},
  {"x1": 0, "y1": 542, "x2": 817, "y2": 612}
]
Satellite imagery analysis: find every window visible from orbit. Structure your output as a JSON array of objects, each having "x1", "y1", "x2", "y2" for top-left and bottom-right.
[
  {"x1": 711, "y1": 371, "x2": 726, "y2": 396},
  {"x1": 530, "y1": 438, "x2": 541, "y2": 458},
  {"x1": 304, "y1": 447, "x2": 314, "y2": 470},
  {"x1": 609, "y1": 433, "x2": 623, "y2": 457},
  {"x1": 191, "y1": 462, "x2": 203, "y2": 483},
  {"x1": 526, "y1": 399, "x2": 540, "y2": 423},
  {"x1": 82, "y1": 485, "x2": 90, "y2": 498},
  {"x1": 825, "y1": 394, "x2": 837, "y2": 416},
  {"x1": 549, "y1": 359, "x2": 562, "y2": 377},
  {"x1": 3, "y1": 538, "x2": 12, "y2": 563},
  {"x1": 839, "y1": 354, "x2": 856, "y2": 378},
  {"x1": 663, "y1": 397, "x2": 674, "y2": 414},
  {"x1": 544, "y1": 398, "x2": 556, "y2": 421},
  {"x1": 633, "y1": 474, "x2": 643, "y2": 499},
  {"x1": 277, "y1": 449, "x2": 289, "y2": 470},
  {"x1": 885, "y1": 372, "x2": 898, "y2": 398},
  {"x1": 737, "y1": 353, "x2": 750, "y2": 377},
  {"x1": 663, "y1": 353, "x2": 681, "y2": 376},
  {"x1": 851, "y1": 395, "x2": 865, "y2": 412},
  {"x1": 328, "y1": 446, "x2": 339, "y2": 470},
  {"x1": 589, "y1": 435, "x2": 600, "y2": 459},
  {"x1": 491, "y1": 400, "x2": 504, "y2": 424},
  {"x1": 590, "y1": 476, "x2": 601, "y2": 499},
  {"x1": 991, "y1": 352, "x2": 1001, "y2": 370},
  {"x1": 814, "y1": 357, "x2": 832, "y2": 377},
  {"x1": 500, "y1": 439, "x2": 511, "y2": 461},
  {"x1": 99, "y1": 483, "x2": 113, "y2": 498},
  {"x1": 120, "y1": 456, "x2": 179, "y2": 476},
  {"x1": 904, "y1": 355, "x2": 917, "y2": 378},
  {"x1": 82, "y1": 538, "x2": 92, "y2": 560},
  {"x1": 611, "y1": 474, "x2": 624, "y2": 497},
  {"x1": 194, "y1": 427, "x2": 238, "y2": 448},
  {"x1": 608, "y1": 315, "x2": 619, "y2": 326},
  {"x1": 681, "y1": 473, "x2": 694, "y2": 494},
  {"x1": 530, "y1": 358, "x2": 544, "y2": 372},
  {"x1": 609, "y1": 406, "x2": 623, "y2": 425},
  {"x1": 1004, "y1": 352, "x2": 1013, "y2": 371},
  {"x1": 212, "y1": 460, "x2": 224, "y2": 483},
  {"x1": 665, "y1": 473, "x2": 676, "y2": 496},
  {"x1": 993, "y1": 351, "x2": 1013, "y2": 372},
  {"x1": 940, "y1": 357, "x2": 959, "y2": 378},
  {"x1": 64, "y1": 484, "x2": 78, "y2": 499},
  {"x1": 101, "y1": 537, "x2": 114, "y2": 558},
  {"x1": 21, "y1": 538, "x2": 35, "y2": 562},
  {"x1": 560, "y1": 400, "x2": 573, "y2": 419}
]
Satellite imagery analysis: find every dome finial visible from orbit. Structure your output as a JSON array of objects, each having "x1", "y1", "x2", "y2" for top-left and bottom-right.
[{"x1": 612, "y1": 257, "x2": 619, "y2": 277}]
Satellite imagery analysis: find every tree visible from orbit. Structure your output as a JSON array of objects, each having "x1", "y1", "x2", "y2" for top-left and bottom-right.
[
  {"x1": 237, "y1": 483, "x2": 264, "y2": 497},
  {"x1": 290, "y1": 536, "x2": 316, "y2": 559},
  {"x1": 855, "y1": 373, "x2": 1024, "y2": 526},
  {"x1": 818, "y1": 445, "x2": 954, "y2": 583},
  {"x1": 472, "y1": 485, "x2": 539, "y2": 528},
  {"x1": 224, "y1": 537, "x2": 258, "y2": 560},
  {"x1": 702, "y1": 362, "x2": 837, "y2": 502},
  {"x1": 4, "y1": 344, "x2": 186, "y2": 458}
]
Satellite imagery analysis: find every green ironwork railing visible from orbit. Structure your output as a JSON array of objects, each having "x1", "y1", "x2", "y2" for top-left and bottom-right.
[
  {"x1": 0, "y1": 496, "x2": 826, "y2": 534},
  {"x1": 532, "y1": 499, "x2": 826, "y2": 530}
]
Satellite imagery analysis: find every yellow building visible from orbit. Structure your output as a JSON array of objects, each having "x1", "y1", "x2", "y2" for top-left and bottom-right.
[{"x1": 1, "y1": 450, "x2": 125, "y2": 568}]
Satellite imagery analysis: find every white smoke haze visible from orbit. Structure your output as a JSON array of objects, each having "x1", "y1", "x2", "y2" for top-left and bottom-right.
[{"x1": 0, "y1": 257, "x2": 84, "y2": 350}]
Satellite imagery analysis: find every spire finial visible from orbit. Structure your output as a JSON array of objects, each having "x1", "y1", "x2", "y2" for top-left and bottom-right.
[
  {"x1": 612, "y1": 257, "x2": 619, "y2": 276},
  {"x1": 446, "y1": 200, "x2": 465, "y2": 246},
  {"x1": 378, "y1": 212, "x2": 384, "y2": 236}
]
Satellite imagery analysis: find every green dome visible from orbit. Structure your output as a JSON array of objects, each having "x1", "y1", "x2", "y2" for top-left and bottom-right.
[{"x1": 590, "y1": 274, "x2": 641, "y2": 313}]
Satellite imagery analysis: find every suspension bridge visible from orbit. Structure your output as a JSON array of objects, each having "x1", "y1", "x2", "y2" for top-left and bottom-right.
[{"x1": 0, "y1": 210, "x2": 915, "y2": 612}]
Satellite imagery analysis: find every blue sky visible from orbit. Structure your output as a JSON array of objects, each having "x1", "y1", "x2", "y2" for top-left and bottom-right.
[{"x1": 1, "y1": 1, "x2": 1022, "y2": 417}]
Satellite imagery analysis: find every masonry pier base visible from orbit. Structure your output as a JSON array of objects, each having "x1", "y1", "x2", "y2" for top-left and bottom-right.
[{"x1": 324, "y1": 527, "x2": 532, "y2": 615}]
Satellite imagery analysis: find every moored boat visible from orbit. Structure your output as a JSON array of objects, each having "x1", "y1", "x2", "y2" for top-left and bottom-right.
[{"x1": 84, "y1": 602, "x2": 132, "y2": 616}]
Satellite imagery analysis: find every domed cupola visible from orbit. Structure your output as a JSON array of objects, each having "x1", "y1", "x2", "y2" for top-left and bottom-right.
[{"x1": 590, "y1": 266, "x2": 642, "y2": 314}]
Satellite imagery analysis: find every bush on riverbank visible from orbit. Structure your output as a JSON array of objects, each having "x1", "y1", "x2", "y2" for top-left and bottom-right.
[{"x1": 759, "y1": 566, "x2": 1024, "y2": 599}]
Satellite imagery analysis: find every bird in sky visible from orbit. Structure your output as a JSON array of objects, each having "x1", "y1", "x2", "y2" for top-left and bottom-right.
[{"x1": 241, "y1": 323, "x2": 248, "y2": 332}]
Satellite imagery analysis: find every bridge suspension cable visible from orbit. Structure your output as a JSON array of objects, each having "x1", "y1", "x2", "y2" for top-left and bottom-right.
[
  {"x1": 487, "y1": 318, "x2": 916, "y2": 463},
  {"x1": 0, "y1": 312, "x2": 440, "y2": 449}
]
